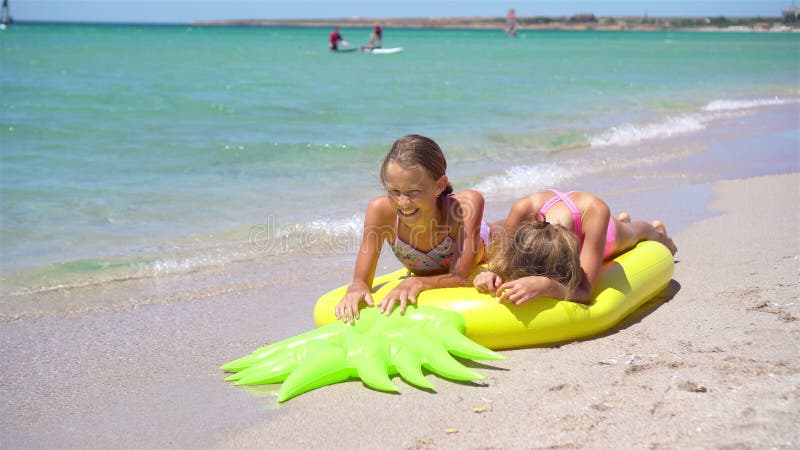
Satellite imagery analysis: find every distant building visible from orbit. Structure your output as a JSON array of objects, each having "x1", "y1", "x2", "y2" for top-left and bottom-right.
[
  {"x1": 783, "y1": 7, "x2": 799, "y2": 22},
  {"x1": 568, "y1": 13, "x2": 597, "y2": 23}
]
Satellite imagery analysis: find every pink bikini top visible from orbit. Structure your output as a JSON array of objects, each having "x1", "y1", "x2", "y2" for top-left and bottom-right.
[
  {"x1": 390, "y1": 196, "x2": 456, "y2": 272},
  {"x1": 539, "y1": 189, "x2": 584, "y2": 242},
  {"x1": 540, "y1": 189, "x2": 618, "y2": 259}
]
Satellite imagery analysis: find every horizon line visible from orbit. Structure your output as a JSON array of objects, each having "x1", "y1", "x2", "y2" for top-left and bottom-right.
[{"x1": 7, "y1": 13, "x2": 789, "y2": 27}]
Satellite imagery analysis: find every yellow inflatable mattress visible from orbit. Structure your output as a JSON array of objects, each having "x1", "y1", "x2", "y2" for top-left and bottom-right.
[{"x1": 314, "y1": 240, "x2": 674, "y2": 350}]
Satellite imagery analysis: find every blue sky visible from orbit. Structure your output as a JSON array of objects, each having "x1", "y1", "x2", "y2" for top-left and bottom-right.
[{"x1": 9, "y1": 1, "x2": 793, "y2": 24}]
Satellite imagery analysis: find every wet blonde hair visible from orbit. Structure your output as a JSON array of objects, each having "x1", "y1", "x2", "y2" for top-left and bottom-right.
[{"x1": 489, "y1": 219, "x2": 582, "y2": 295}]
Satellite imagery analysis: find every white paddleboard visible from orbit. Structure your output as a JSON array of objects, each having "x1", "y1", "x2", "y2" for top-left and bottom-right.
[{"x1": 369, "y1": 47, "x2": 403, "y2": 54}]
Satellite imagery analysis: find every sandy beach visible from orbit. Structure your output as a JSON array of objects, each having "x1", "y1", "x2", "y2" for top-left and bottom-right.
[
  {"x1": 2, "y1": 108, "x2": 799, "y2": 448},
  {"x1": 215, "y1": 172, "x2": 799, "y2": 449}
]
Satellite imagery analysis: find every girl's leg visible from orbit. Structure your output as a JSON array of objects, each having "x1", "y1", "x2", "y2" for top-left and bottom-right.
[
  {"x1": 651, "y1": 221, "x2": 677, "y2": 254},
  {"x1": 612, "y1": 216, "x2": 677, "y2": 255}
]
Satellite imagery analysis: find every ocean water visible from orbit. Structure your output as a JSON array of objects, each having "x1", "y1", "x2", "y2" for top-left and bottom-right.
[{"x1": 1, "y1": 23, "x2": 799, "y2": 297}]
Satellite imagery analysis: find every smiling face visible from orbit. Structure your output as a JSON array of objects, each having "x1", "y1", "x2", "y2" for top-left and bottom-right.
[{"x1": 383, "y1": 161, "x2": 447, "y2": 227}]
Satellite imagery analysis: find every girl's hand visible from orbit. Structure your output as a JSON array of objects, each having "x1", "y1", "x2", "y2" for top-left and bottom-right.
[
  {"x1": 496, "y1": 276, "x2": 558, "y2": 306},
  {"x1": 379, "y1": 277, "x2": 423, "y2": 316},
  {"x1": 473, "y1": 270, "x2": 503, "y2": 296},
  {"x1": 336, "y1": 283, "x2": 374, "y2": 324}
]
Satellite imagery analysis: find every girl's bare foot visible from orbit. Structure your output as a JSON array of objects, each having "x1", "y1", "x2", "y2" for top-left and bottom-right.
[
  {"x1": 652, "y1": 220, "x2": 678, "y2": 255},
  {"x1": 618, "y1": 212, "x2": 631, "y2": 223}
]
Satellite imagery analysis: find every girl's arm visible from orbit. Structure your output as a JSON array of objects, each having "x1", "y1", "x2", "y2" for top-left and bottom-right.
[
  {"x1": 447, "y1": 189, "x2": 487, "y2": 283},
  {"x1": 497, "y1": 275, "x2": 571, "y2": 304},
  {"x1": 336, "y1": 197, "x2": 393, "y2": 323},
  {"x1": 473, "y1": 269, "x2": 503, "y2": 295},
  {"x1": 503, "y1": 196, "x2": 535, "y2": 231},
  {"x1": 379, "y1": 190, "x2": 486, "y2": 315},
  {"x1": 569, "y1": 196, "x2": 610, "y2": 303}
]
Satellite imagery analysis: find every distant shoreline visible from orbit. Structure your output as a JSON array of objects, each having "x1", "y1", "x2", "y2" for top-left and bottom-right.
[{"x1": 192, "y1": 16, "x2": 799, "y2": 32}]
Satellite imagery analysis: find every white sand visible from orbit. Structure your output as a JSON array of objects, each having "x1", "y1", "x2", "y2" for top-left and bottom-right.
[
  {"x1": 214, "y1": 173, "x2": 799, "y2": 449},
  {"x1": 2, "y1": 173, "x2": 798, "y2": 446}
]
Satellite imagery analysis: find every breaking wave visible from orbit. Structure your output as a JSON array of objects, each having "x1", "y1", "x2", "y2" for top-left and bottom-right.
[{"x1": 590, "y1": 95, "x2": 798, "y2": 148}]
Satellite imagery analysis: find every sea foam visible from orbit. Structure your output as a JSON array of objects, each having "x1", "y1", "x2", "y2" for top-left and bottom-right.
[
  {"x1": 702, "y1": 97, "x2": 795, "y2": 112},
  {"x1": 589, "y1": 115, "x2": 706, "y2": 148},
  {"x1": 473, "y1": 163, "x2": 583, "y2": 196},
  {"x1": 590, "y1": 96, "x2": 798, "y2": 149},
  {"x1": 249, "y1": 213, "x2": 365, "y2": 257}
]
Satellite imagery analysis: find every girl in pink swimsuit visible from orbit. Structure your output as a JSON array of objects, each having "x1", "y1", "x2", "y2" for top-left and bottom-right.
[
  {"x1": 336, "y1": 135, "x2": 488, "y2": 324},
  {"x1": 474, "y1": 189, "x2": 677, "y2": 306}
]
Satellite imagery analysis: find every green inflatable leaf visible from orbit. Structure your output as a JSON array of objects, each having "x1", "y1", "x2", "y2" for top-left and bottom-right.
[{"x1": 222, "y1": 305, "x2": 503, "y2": 402}]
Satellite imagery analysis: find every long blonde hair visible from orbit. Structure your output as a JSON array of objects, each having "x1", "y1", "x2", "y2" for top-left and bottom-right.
[{"x1": 489, "y1": 219, "x2": 582, "y2": 295}]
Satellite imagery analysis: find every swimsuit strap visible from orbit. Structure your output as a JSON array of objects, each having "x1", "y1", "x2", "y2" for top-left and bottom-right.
[
  {"x1": 443, "y1": 194, "x2": 450, "y2": 227},
  {"x1": 394, "y1": 208, "x2": 400, "y2": 245},
  {"x1": 538, "y1": 190, "x2": 562, "y2": 215},
  {"x1": 539, "y1": 189, "x2": 583, "y2": 238}
]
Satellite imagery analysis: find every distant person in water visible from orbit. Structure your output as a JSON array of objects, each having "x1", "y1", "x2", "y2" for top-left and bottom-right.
[
  {"x1": 505, "y1": 9, "x2": 518, "y2": 37},
  {"x1": 362, "y1": 24, "x2": 383, "y2": 50},
  {"x1": 329, "y1": 26, "x2": 349, "y2": 51}
]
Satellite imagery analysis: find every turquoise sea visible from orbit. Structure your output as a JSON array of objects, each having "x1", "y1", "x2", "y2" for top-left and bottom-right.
[{"x1": 1, "y1": 24, "x2": 799, "y2": 297}]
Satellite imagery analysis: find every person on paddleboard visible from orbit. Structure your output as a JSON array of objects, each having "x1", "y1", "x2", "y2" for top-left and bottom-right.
[
  {"x1": 361, "y1": 24, "x2": 383, "y2": 51},
  {"x1": 329, "y1": 26, "x2": 349, "y2": 51}
]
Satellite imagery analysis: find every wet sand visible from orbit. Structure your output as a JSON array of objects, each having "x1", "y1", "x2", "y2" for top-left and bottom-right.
[
  {"x1": 217, "y1": 172, "x2": 799, "y2": 449},
  {"x1": 1, "y1": 106, "x2": 798, "y2": 448}
]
